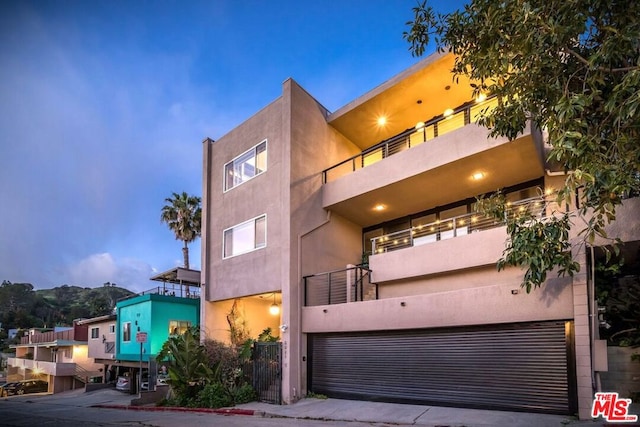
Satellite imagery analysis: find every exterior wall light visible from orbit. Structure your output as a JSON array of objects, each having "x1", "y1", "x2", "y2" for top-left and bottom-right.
[{"x1": 269, "y1": 293, "x2": 280, "y2": 316}]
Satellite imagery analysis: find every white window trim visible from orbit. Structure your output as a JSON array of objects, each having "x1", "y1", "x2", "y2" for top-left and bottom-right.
[
  {"x1": 90, "y1": 327, "x2": 100, "y2": 339},
  {"x1": 223, "y1": 139, "x2": 268, "y2": 192},
  {"x1": 222, "y1": 214, "x2": 267, "y2": 259},
  {"x1": 108, "y1": 324, "x2": 115, "y2": 334}
]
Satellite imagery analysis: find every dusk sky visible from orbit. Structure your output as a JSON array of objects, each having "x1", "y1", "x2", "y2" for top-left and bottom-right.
[{"x1": 0, "y1": 0, "x2": 464, "y2": 293}]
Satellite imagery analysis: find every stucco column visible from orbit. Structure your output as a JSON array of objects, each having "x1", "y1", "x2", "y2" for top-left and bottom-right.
[{"x1": 572, "y1": 244, "x2": 593, "y2": 419}]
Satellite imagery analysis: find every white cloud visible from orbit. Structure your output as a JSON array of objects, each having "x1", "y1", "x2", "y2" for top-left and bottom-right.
[{"x1": 66, "y1": 253, "x2": 155, "y2": 293}]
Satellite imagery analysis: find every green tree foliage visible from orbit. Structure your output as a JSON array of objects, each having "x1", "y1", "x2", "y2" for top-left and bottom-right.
[
  {"x1": 404, "y1": 0, "x2": 640, "y2": 291},
  {"x1": 157, "y1": 327, "x2": 215, "y2": 405},
  {"x1": 160, "y1": 192, "x2": 202, "y2": 269},
  {"x1": 0, "y1": 281, "x2": 134, "y2": 332}
]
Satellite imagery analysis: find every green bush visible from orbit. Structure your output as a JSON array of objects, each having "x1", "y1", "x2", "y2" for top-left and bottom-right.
[
  {"x1": 197, "y1": 382, "x2": 233, "y2": 408},
  {"x1": 234, "y1": 383, "x2": 257, "y2": 404}
]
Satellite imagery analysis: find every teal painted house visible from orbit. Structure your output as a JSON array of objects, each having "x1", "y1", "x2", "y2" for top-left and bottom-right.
[{"x1": 115, "y1": 267, "x2": 201, "y2": 363}]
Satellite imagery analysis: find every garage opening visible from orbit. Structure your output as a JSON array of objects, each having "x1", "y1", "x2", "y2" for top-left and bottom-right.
[{"x1": 309, "y1": 320, "x2": 576, "y2": 414}]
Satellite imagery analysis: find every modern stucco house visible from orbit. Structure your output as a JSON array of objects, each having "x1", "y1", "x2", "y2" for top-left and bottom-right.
[{"x1": 200, "y1": 51, "x2": 640, "y2": 418}]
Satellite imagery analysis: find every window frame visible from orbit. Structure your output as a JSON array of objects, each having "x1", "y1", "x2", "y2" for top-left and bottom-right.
[
  {"x1": 222, "y1": 214, "x2": 267, "y2": 259},
  {"x1": 108, "y1": 324, "x2": 115, "y2": 334},
  {"x1": 168, "y1": 320, "x2": 192, "y2": 336},
  {"x1": 123, "y1": 322, "x2": 131, "y2": 342},
  {"x1": 90, "y1": 327, "x2": 100, "y2": 339},
  {"x1": 223, "y1": 139, "x2": 268, "y2": 192}
]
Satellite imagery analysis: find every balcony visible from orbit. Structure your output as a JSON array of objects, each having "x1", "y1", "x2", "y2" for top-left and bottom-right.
[
  {"x1": 322, "y1": 98, "x2": 544, "y2": 227},
  {"x1": 369, "y1": 197, "x2": 545, "y2": 283},
  {"x1": 7, "y1": 357, "x2": 76, "y2": 376}
]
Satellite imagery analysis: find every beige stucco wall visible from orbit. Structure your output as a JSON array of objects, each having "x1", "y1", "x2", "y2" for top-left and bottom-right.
[
  {"x1": 302, "y1": 279, "x2": 573, "y2": 334},
  {"x1": 86, "y1": 320, "x2": 116, "y2": 360}
]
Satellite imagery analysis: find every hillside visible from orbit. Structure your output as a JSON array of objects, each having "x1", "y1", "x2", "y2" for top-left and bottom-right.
[{"x1": 0, "y1": 281, "x2": 135, "y2": 331}]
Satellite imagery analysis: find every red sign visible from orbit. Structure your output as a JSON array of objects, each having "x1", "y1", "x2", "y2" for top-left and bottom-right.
[{"x1": 135, "y1": 332, "x2": 148, "y2": 343}]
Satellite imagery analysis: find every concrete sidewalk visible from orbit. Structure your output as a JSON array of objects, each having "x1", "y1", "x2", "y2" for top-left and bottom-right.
[
  {"x1": 6, "y1": 388, "x2": 621, "y2": 426},
  {"x1": 236, "y1": 398, "x2": 609, "y2": 427}
]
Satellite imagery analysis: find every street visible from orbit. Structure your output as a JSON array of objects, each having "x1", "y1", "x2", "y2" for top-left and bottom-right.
[{"x1": 0, "y1": 396, "x2": 376, "y2": 427}]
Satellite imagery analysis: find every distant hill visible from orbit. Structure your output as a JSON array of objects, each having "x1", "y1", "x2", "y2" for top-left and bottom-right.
[{"x1": 0, "y1": 281, "x2": 135, "y2": 332}]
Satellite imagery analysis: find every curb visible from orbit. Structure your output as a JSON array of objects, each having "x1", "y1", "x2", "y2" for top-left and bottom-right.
[{"x1": 91, "y1": 404, "x2": 256, "y2": 416}]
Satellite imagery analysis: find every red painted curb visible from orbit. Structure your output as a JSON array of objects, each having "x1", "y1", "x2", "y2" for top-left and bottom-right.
[{"x1": 91, "y1": 404, "x2": 255, "y2": 416}]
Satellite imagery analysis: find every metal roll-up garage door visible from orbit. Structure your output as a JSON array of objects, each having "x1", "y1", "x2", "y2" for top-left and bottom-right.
[{"x1": 309, "y1": 320, "x2": 575, "y2": 414}]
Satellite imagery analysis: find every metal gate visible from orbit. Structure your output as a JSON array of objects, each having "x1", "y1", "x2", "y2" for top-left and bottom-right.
[
  {"x1": 252, "y1": 342, "x2": 282, "y2": 404},
  {"x1": 309, "y1": 321, "x2": 576, "y2": 414}
]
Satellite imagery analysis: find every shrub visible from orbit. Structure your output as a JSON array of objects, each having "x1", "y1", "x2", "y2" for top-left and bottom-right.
[
  {"x1": 197, "y1": 382, "x2": 233, "y2": 408},
  {"x1": 234, "y1": 383, "x2": 257, "y2": 404}
]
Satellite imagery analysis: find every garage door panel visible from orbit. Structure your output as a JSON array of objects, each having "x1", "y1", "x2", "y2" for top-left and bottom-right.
[{"x1": 310, "y1": 321, "x2": 574, "y2": 414}]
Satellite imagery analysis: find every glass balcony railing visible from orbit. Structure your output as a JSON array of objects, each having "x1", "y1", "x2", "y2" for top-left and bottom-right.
[
  {"x1": 323, "y1": 96, "x2": 499, "y2": 183},
  {"x1": 371, "y1": 196, "x2": 545, "y2": 255}
]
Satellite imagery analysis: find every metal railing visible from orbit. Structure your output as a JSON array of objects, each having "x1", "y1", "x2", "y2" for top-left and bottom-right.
[
  {"x1": 322, "y1": 96, "x2": 498, "y2": 183},
  {"x1": 371, "y1": 196, "x2": 545, "y2": 255},
  {"x1": 303, "y1": 265, "x2": 376, "y2": 306},
  {"x1": 118, "y1": 282, "x2": 200, "y2": 302}
]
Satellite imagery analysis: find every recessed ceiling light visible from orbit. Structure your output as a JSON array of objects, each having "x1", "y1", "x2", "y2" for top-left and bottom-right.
[
  {"x1": 471, "y1": 172, "x2": 485, "y2": 181},
  {"x1": 415, "y1": 121, "x2": 425, "y2": 130},
  {"x1": 443, "y1": 108, "x2": 454, "y2": 117},
  {"x1": 377, "y1": 116, "x2": 387, "y2": 126},
  {"x1": 373, "y1": 204, "x2": 386, "y2": 211}
]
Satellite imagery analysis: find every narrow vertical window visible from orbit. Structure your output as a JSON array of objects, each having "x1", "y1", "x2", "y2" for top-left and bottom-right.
[{"x1": 123, "y1": 322, "x2": 131, "y2": 342}]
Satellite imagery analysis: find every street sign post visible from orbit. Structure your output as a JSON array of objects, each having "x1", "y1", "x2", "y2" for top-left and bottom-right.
[{"x1": 136, "y1": 332, "x2": 147, "y2": 396}]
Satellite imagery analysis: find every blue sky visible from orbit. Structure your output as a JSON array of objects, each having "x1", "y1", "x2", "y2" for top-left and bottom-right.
[{"x1": 0, "y1": 0, "x2": 464, "y2": 293}]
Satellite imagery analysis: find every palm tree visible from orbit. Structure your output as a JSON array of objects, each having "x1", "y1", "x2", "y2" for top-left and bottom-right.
[{"x1": 161, "y1": 192, "x2": 202, "y2": 269}]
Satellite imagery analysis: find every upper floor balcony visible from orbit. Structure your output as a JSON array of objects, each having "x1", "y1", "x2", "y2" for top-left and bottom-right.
[
  {"x1": 322, "y1": 96, "x2": 545, "y2": 228},
  {"x1": 7, "y1": 357, "x2": 76, "y2": 376}
]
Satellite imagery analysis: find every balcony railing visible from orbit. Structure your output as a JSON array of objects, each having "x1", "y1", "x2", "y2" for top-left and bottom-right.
[
  {"x1": 322, "y1": 96, "x2": 499, "y2": 183},
  {"x1": 304, "y1": 265, "x2": 377, "y2": 306},
  {"x1": 118, "y1": 282, "x2": 201, "y2": 302},
  {"x1": 20, "y1": 329, "x2": 75, "y2": 345},
  {"x1": 371, "y1": 196, "x2": 545, "y2": 255}
]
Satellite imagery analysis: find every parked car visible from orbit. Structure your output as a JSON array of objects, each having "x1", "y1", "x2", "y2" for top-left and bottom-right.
[
  {"x1": 5, "y1": 380, "x2": 48, "y2": 396},
  {"x1": 1, "y1": 382, "x2": 18, "y2": 397},
  {"x1": 115, "y1": 375, "x2": 130, "y2": 392}
]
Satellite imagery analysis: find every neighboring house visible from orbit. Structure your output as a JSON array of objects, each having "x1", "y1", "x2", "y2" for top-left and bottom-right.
[
  {"x1": 112, "y1": 267, "x2": 200, "y2": 386},
  {"x1": 7, "y1": 321, "x2": 102, "y2": 393},
  {"x1": 76, "y1": 314, "x2": 117, "y2": 382},
  {"x1": 200, "y1": 50, "x2": 640, "y2": 419}
]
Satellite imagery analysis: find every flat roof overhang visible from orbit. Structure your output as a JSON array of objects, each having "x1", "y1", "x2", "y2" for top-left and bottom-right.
[
  {"x1": 150, "y1": 267, "x2": 201, "y2": 286},
  {"x1": 328, "y1": 52, "x2": 476, "y2": 150},
  {"x1": 324, "y1": 133, "x2": 545, "y2": 227}
]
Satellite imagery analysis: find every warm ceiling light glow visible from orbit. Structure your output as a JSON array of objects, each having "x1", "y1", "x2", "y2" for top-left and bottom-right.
[
  {"x1": 373, "y1": 204, "x2": 386, "y2": 211},
  {"x1": 377, "y1": 116, "x2": 387, "y2": 126},
  {"x1": 415, "y1": 121, "x2": 425, "y2": 130},
  {"x1": 269, "y1": 303, "x2": 280, "y2": 316},
  {"x1": 269, "y1": 293, "x2": 280, "y2": 316},
  {"x1": 475, "y1": 93, "x2": 487, "y2": 103},
  {"x1": 443, "y1": 108, "x2": 454, "y2": 117},
  {"x1": 471, "y1": 172, "x2": 485, "y2": 181},
  {"x1": 545, "y1": 187, "x2": 554, "y2": 195}
]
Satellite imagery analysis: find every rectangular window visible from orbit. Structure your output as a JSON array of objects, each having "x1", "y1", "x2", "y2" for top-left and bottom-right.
[
  {"x1": 123, "y1": 322, "x2": 131, "y2": 342},
  {"x1": 109, "y1": 324, "x2": 115, "y2": 334},
  {"x1": 223, "y1": 214, "x2": 267, "y2": 258},
  {"x1": 224, "y1": 140, "x2": 267, "y2": 191},
  {"x1": 169, "y1": 320, "x2": 191, "y2": 336},
  {"x1": 91, "y1": 327, "x2": 99, "y2": 339}
]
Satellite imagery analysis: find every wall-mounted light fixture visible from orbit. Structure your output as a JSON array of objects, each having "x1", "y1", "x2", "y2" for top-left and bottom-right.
[{"x1": 269, "y1": 293, "x2": 280, "y2": 316}]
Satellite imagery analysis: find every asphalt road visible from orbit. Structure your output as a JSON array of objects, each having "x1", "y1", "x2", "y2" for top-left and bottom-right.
[{"x1": 0, "y1": 395, "x2": 373, "y2": 427}]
